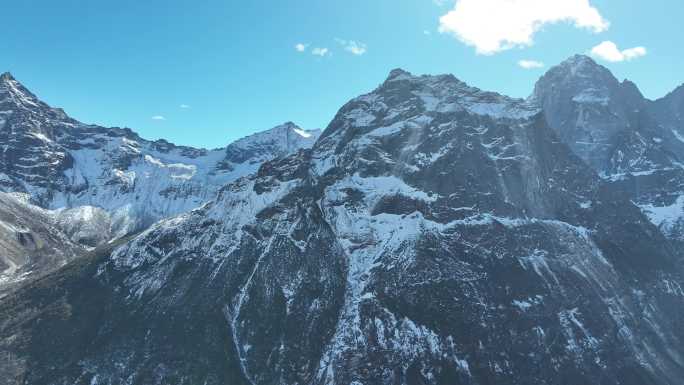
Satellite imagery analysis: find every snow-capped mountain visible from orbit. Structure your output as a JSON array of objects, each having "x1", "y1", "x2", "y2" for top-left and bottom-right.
[
  {"x1": 220, "y1": 121, "x2": 320, "y2": 169},
  {"x1": 533, "y1": 55, "x2": 684, "y2": 245},
  {"x1": 0, "y1": 72, "x2": 320, "y2": 238},
  {"x1": 3, "y1": 65, "x2": 683, "y2": 385}
]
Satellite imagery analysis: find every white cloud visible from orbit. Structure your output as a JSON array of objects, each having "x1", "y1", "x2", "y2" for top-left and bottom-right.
[
  {"x1": 311, "y1": 47, "x2": 330, "y2": 57},
  {"x1": 439, "y1": 0, "x2": 609, "y2": 55},
  {"x1": 151, "y1": 115, "x2": 166, "y2": 121},
  {"x1": 423, "y1": 30, "x2": 432, "y2": 36},
  {"x1": 518, "y1": 59, "x2": 545, "y2": 69},
  {"x1": 335, "y1": 39, "x2": 367, "y2": 56},
  {"x1": 179, "y1": 104, "x2": 190, "y2": 109},
  {"x1": 590, "y1": 41, "x2": 646, "y2": 62},
  {"x1": 295, "y1": 43, "x2": 308, "y2": 52}
]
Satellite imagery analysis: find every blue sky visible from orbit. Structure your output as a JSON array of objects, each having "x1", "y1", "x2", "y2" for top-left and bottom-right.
[{"x1": 2, "y1": 0, "x2": 682, "y2": 148}]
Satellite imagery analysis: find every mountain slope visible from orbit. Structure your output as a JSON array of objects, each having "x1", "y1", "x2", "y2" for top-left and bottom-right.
[
  {"x1": 0, "y1": 192, "x2": 87, "y2": 293},
  {"x1": 0, "y1": 72, "x2": 320, "y2": 237},
  {"x1": 2, "y1": 68, "x2": 683, "y2": 385}
]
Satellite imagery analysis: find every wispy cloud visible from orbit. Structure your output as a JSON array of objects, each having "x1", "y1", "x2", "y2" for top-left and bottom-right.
[
  {"x1": 311, "y1": 47, "x2": 330, "y2": 57},
  {"x1": 590, "y1": 41, "x2": 646, "y2": 62},
  {"x1": 423, "y1": 30, "x2": 432, "y2": 36},
  {"x1": 295, "y1": 43, "x2": 308, "y2": 53},
  {"x1": 335, "y1": 39, "x2": 367, "y2": 56},
  {"x1": 439, "y1": 0, "x2": 609, "y2": 55},
  {"x1": 179, "y1": 104, "x2": 191, "y2": 109},
  {"x1": 151, "y1": 115, "x2": 166, "y2": 121},
  {"x1": 518, "y1": 60, "x2": 545, "y2": 69}
]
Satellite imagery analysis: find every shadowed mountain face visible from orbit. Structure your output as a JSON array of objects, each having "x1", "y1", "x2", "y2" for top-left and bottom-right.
[
  {"x1": 2, "y1": 64, "x2": 683, "y2": 385},
  {"x1": 533, "y1": 56, "x2": 684, "y2": 245}
]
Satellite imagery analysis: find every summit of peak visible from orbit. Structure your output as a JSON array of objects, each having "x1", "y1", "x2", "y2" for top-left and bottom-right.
[
  {"x1": 561, "y1": 54, "x2": 598, "y2": 66},
  {"x1": 381, "y1": 68, "x2": 468, "y2": 89},
  {"x1": 545, "y1": 54, "x2": 614, "y2": 79},
  {"x1": 0, "y1": 72, "x2": 78, "y2": 125},
  {"x1": 221, "y1": 122, "x2": 321, "y2": 165},
  {"x1": 0, "y1": 72, "x2": 44, "y2": 110},
  {"x1": 277, "y1": 121, "x2": 300, "y2": 129},
  {"x1": 385, "y1": 68, "x2": 413, "y2": 82},
  {"x1": 0, "y1": 72, "x2": 15, "y2": 82},
  {"x1": 229, "y1": 122, "x2": 320, "y2": 148},
  {"x1": 271, "y1": 121, "x2": 319, "y2": 138}
]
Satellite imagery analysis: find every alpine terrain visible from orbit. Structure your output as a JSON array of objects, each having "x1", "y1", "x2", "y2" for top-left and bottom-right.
[
  {"x1": 0, "y1": 71, "x2": 320, "y2": 287},
  {"x1": 1, "y1": 56, "x2": 684, "y2": 385}
]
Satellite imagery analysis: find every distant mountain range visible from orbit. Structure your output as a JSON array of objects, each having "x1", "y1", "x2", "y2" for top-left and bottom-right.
[{"x1": 1, "y1": 56, "x2": 683, "y2": 385}]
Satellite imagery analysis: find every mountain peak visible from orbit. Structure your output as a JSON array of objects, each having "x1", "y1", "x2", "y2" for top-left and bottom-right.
[
  {"x1": 385, "y1": 68, "x2": 413, "y2": 82},
  {"x1": 0, "y1": 72, "x2": 43, "y2": 109},
  {"x1": 532, "y1": 54, "x2": 619, "y2": 99},
  {"x1": 223, "y1": 122, "x2": 321, "y2": 164},
  {"x1": 620, "y1": 79, "x2": 645, "y2": 100},
  {"x1": 277, "y1": 121, "x2": 299, "y2": 130},
  {"x1": 0, "y1": 72, "x2": 15, "y2": 82},
  {"x1": 532, "y1": 54, "x2": 653, "y2": 172},
  {"x1": 549, "y1": 54, "x2": 614, "y2": 79},
  {"x1": 270, "y1": 121, "x2": 320, "y2": 139},
  {"x1": 561, "y1": 54, "x2": 598, "y2": 66}
]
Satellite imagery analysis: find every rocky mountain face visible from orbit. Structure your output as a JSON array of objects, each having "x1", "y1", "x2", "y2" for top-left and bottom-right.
[
  {"x1": 2, "y1": 67, "x2": 683, "y2": 385},
  {"x1": 532, "y1": 56, "x2": 684, "y2": 245},
  {"x1": 651, "y1": 84, "x2": 684, "y2": 135},
  {"x1": 0, "y1": 190, "x2": 129, "y2": 292},
  {"x1": 0, "y1": 71, "x2": 320, "y2": 238},
  {"x1": 0, "y1": 192, "x2": 87, "y2": 293}
]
